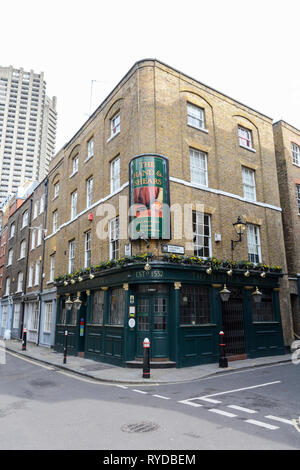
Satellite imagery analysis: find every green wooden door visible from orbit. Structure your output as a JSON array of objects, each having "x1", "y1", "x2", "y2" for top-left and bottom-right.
[{"x1": 136, "y1": 293, "x2": 169, "y2": 359}]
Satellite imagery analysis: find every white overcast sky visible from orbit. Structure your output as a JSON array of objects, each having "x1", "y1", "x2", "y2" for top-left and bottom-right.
[{"x1": 2, "y1": 0, "x2": 300, "y2": 151}]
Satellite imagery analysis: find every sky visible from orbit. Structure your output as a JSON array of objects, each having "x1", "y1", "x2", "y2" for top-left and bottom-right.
[{"x1": 1, "y1": 0, "x2": 300, "y2": 152}]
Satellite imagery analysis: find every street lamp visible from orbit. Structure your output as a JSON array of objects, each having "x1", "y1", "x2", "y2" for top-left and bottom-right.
[
  {"x1": 73, "y1": 293, "x2": 82, "y2": 311},
  {"x1": 252, "y1": 286, "x2": 263, "y2": 303},
  {"x1": 219, "y1": 284, "x2": 231, "y2": 302},
  {"x1": 231, "y1": 216, "x2": 247, "y2": 259},
  {"x1": 65, "y1": 295, "x2": 73, "y2": 311}
]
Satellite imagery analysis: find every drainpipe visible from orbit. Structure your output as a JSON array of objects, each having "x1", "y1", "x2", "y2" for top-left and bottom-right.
[{"x1": 37, "y1": 177, "x2": 49, "y2": 346}]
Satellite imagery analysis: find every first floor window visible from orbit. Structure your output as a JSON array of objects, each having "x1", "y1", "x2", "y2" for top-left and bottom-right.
[
  {"x1": 180, "y1": 285, "x2": 211, "y2": 325},
  {"x1": 296, "y1": 185, "x2": 300, "y2": 214},
  {"x1": 17, "y1": 272, "x2": 23, "y2": 292},
  {"x1": 238, "y1": 126, "x2": 253, "y2": 148},
  {"x1": 252, "y1": 288, "x2": 274, "y2": 322},
  {"x1": 34, "y1": 262, "x2": 40, "y2": 286},
  {"x1": 69, "y1": 240, "x2": 75, "y2": 273},
  {"x1": 28, "y1": 264, "x2": 34, "y2": 287},
  {"x1": 190, "y1": 148, "x2": 208, "y2": 186},
  {"x1": 53, "y1": 210, "x2": 58, "y2": 232},
  {"x1": 109, "y1": 287, "x2": 125, "y2": 325},
  {"x1": 110, "y1": 156, "x2": 120, "y2": 193},
  {"x1": 71, "y1": 191, "x2": 77, "y2": 219},
  {"x1": 247, "y1": 224, "x2": 262, "y2": 263},
  {"x1": 84, "y1": 231, "x2": 91, "y2": 268},
  {"x1": 109, "y1": 217, "x2": 119, "y2": 259},
  {"x1": 86, "y1": 177, "x2": 93, "y2": 208},
  {"x1": 5, "y1": 277, "x2": 10, "y2": 296},
  {"x1": 50, "y1": 254, "x2": 55, "y2": 282},
  {"x1": 91, "y1": 290, "x2": 105, "y2": 324},
  {"x1": 13, "y1": 303, "x2": 20, "y2": 329},
  {"x1": 193, "y1": 211, "x2": 211, "y2": 258},
  {"x1": 242, "y1": 166, "x2": 256, "y2": 201},
  {"x1": 44, "y1": 302, "x2": 53, "y2": 333}
]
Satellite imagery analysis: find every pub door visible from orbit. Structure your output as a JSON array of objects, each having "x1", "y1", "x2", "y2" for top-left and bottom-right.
[{"x1": 221, "y1": 287, "x2": 246, "y2": 357}]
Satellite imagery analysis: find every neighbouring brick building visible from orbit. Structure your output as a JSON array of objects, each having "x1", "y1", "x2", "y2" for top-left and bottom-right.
[
  {"x1": 273, "y1": 120, "x2": 300, "y2": 337},
  {"x1": 41, "y1": 59, "x2": 293, "y2": 367}
]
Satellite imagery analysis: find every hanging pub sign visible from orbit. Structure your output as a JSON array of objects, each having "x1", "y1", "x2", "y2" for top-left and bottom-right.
[{"x1": 129, "y1": 154, "x2": 170, "y2": 240}]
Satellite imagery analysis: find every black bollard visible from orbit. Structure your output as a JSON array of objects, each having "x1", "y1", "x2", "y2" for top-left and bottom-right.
[
  {"x1": 63, "y1": 330, "x2": 68, "y2": 364},
  {"x1": 22, "y1": 328, "x2": 27, "y2": 351},
  {"x1": 143, "y1": 338, "x2": 150, "y2": 379},
  {"x1": 219, "y1": 330, "x2": 228, "y2": 368}
]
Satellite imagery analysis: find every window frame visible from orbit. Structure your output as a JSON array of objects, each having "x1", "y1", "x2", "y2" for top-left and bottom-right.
[
  {"x1": 247, "y1": 224, "x2": 262, "y2": 264},
  {"x1": 187, "y1": 102, "x2": 205, "y2": 130},
  {"x1": 20, "y1": 239, "x2": 26, "y2": 259},
  {"x1": 87, "y1": 138, "x2": 94, "y2": 160},
  {"x1": 238, "y1": 126, "x2": 253, "y2": 150},
  {"x1": 68, "y1": 240, "x2": 75, "y2": 274},
  {"x1": 17, "y1": 271, "x2": 23, "y2": 293},
  {"x1": 110, "y1": 156, "x2": 120, "y2": 193},
  {"x1": 71, "y1": 190, "x2": 77, "y2": 220},
  {"x1": 84, "y1": 230, "x2": 91, "y2": 268},
  {"x1": 110, "y1": 112, "x2": 120, "y2": 138},
  {"x1": 190, "y1": 147, "x2": 208, "y2": 187},
  {"x1": 242, "y1": 166, "x2": 256, "y2": 201},
  {"x1": 50, "y1": 254, "x2": 55, "y2": 282},
  {"x1": 109, "y1": 217, "x2": 120, "y2": 260},
  {"x1": 86, "y1": 176, "x2": 93, "y2": 208},
  {"x1": 193, "y1": 211, "x2": 212, "y2": 259},
  {"x1": 292, "y1": 143, "x2": 300, "y2": 166},
  {"x1": 71, "y1": 155, "x2": 79, "y2": 175},
  {"x1": 44, "y1": 301, "x2": 53, "y2": 333}
]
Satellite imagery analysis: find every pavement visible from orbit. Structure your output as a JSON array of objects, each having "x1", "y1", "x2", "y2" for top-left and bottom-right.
[{"x1": 1, "y1": 338, "x2": 292, "y2": 385}]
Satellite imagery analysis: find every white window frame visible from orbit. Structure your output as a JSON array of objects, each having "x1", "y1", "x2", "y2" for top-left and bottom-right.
[
  {"x1": 190, "y1": 148, "x2": 208, "y2": 187},
  {"x1": 292, "y1": 143, "x2": 300, "y2": 166},
  {"x1": 22, "y1": 210, "x2": 28, "y2": 228},
  {"x1": 187, "y1": 103, "x2": 205, "y2": 130},
  {"x1": 109, "y1": 217, "x2": 119, "y2": 260},
  {"x1": 37, "y1": 228, "x2": 42, "y2": 246},
  {"x1": 7, "y1": 248, "x2": 13, "y2": 266},
  {"x1": 53, "y1": 210, "x2": 58, "y2": 233},
  {"x1": 71, "y1": 191, "x2": 77, "y2": 219},
  {"x1": 84, "y1": 231, "x2": 91, "y2": 268},
  {"x1": 72, "y1": 155, "x2": 79, "y2": 175},
  {"x1": 247, "y1": 224, "x2": 262, "y2": 264},
  {"x1": 110, "y1": 112, "x2": 120, "y2": 137},
  {"x1": 13, "y1": 303, "x2": 20, "y2": 329},
  {"x1": 50, "y1": 254, "x2": 55, "y2": 282},
  {"x1": 34, "y1": 261, "x2": 40, "y2": 286},
  {"x1": 10, "y1": 222, "x2": 15, "y2": 239},
  {"x1": 193, "y1": 211, "x2": 212, "y2": 259},
  {"x1": 28, "y1": 264, "x2": 34, "y2": 287},
  {"x1": 242, "y1": 167, "x2": 256, "y2": 201},
  {"x1": 54, "y1": 181, "x2": 59, "y2": 199},
  {"x1": 5, "y1": 277, "x2": 10, "y2": 296},
  {"x1": 44, "y1": 302, "x2": 53, "y2": 333},
  {"x1": 110, "y1": 156, "x2": 120, "y2": 193},
  {"x1": 33, "y1": 201, "x2": 38, "y2": 219},
  {"x1": 31, "y1": 230, "x2": 36, "y2": 250},
  {"x1": 68, "y1": 240, "x2": 75, "y2": 273},
  {"x1": 17, "y1": 272, "x2": 23, "y2": 293},
  {"x1": 20, "y1": 239, "x2": 26, "y2": 259},
  {"x1": 86, "y1": 177, "x2": 93, "y2": 208},
  {"x1": 87, "y1": 138, "x2": 94, "y2": 160},
  {"x1": 39, "y1": 196, "x2": 44, "y2": 214},
  {"x1": 238, "y1": 126, "x2": 253, "y2": 149}
]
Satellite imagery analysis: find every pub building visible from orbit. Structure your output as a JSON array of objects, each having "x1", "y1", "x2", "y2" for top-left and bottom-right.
[{"x1": 53, "y1": 154, "x2": 286, "y2": 368}]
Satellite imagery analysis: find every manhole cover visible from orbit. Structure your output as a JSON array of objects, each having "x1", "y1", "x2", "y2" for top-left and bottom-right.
[{"x1": 121, "y1": 421, "x2": 159, "y2": 433}]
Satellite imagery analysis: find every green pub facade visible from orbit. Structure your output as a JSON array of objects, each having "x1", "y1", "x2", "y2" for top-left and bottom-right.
[{"x1": 53, "y1": 153, "x2": 286, "y2": 368}]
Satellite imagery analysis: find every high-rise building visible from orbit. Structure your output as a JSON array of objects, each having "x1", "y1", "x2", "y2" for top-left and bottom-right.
[{"x1": 0, "y1": 66, "x2": 57, "y2": 205}]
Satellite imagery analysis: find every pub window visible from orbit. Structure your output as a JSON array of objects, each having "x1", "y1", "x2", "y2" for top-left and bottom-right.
[
  {"x1": 252, "y1": 288, "x2": 274, "y2": 322},
  {"x1": 91, "y1": 290, "x2": 105, "y2": 324},
  {"x1": 108, "y1": 287, "x2": 125, "y2": 325},
  {"x1": 180, "y1": 285, "x2": 211, "y2": 325}
]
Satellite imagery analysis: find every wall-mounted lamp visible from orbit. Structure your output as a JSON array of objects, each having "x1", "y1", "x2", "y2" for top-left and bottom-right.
[
  {"x1": 231, "y1": 216, "x2": 247, "y2": 260},
  {"x1": 252, "y1": 286, "x2": 262, "y2": 303}
]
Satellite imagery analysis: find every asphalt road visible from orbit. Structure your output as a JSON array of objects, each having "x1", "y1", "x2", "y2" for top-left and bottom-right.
[{"x1": 0, "y1": 351, "x2": 299, "y2": 451}]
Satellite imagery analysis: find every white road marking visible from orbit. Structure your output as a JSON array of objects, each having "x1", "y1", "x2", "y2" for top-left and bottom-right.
[
  {"x1": 133, "y1": 389, "x2": 148, "y2": 394},
  {"x1": 198, "y1": 397, "x2": 222, "y2": 404},
  {"x1": 194, "y1": 381, "x2": 281, "y2": 402},
  {"x1": 116, "y1": 385, "x2": 128, "y2": 389},
  {"x1": 152, "y1": 394, "x2": 170, "y2": 400},
  {"x1": 178, "y1": 399, "x2": 203, "y2": 407},
  {"x1": 209, "y1": 409, "x2": 237, "y2": 418},
  {"x1": 246, "y1": 419, "x2": 279, "y2": 430},
  {"x1": 227, "y1": 405, "x2": 257, "y2": 414},
  {"x1": 265, "y1": 415, "x2": 294, "y2": 425}
]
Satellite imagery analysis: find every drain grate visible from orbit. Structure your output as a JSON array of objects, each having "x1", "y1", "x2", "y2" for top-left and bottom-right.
[{"x1": 121, "y1": 421, "x2": 159, "y2": 433}]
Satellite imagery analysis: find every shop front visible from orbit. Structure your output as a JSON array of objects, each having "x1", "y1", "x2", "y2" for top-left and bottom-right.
[{"x1": 54, "y1": 260, "x2": 286, "y2": 368}]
